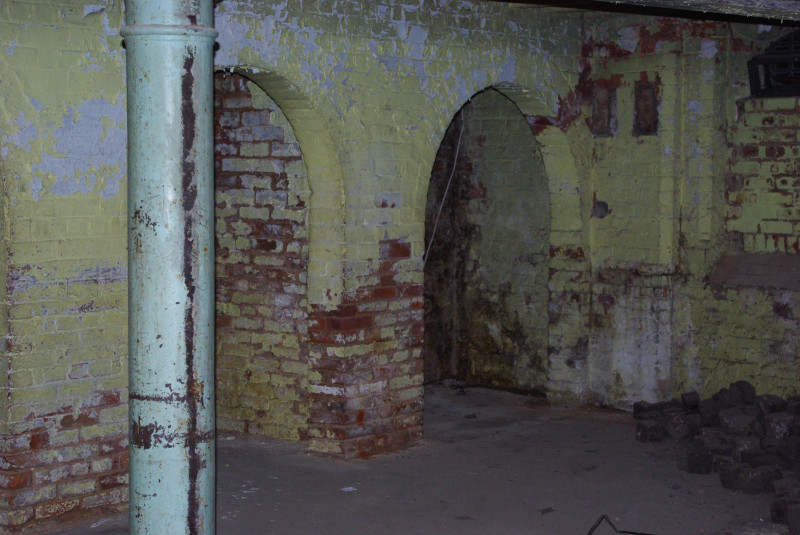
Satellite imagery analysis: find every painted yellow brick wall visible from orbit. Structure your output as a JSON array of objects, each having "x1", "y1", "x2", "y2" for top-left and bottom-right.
[
  {"x1": 0, "y1": 0, "x2": 129, "y2": 526},
  {"x1": 727, "y1": 97, "x2": 800, "y2": 253},
  {"x1": 1, "y1": 0, "x2": 799, "y2": 527}
]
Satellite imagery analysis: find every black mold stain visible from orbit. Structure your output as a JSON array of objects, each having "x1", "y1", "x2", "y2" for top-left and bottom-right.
[
  {"x1": 567, "y1": 335, "x2": 590, "y2": 368},
  {"x1": 423, "y1": 102, "x2": 549, "y2": 393}
]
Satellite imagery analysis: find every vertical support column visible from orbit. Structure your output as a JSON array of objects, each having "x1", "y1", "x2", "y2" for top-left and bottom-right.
[{"x1": 121, "y1": 1, "x2": 216, "y2": 533}]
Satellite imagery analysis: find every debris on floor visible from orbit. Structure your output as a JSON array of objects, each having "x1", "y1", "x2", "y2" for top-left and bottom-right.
[
  {"x1": 51, "y1": 385, "x2": 784, "y2": 535},
  {"x1": 633, "y1": 380, "x2": 800, "y2": 532}
]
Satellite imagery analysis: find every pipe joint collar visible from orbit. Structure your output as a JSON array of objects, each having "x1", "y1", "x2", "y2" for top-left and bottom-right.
[{"x1": 121, "y1": 24, "x2": 218, "y2": 39}]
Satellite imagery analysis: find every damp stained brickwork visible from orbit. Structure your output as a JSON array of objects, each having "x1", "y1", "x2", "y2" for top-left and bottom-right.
[
  {"x1": 590, "y1": 85, "x2": 618, "y2": 137},
  {"x1": 579, "y1": 15, "x2": 722, "y2": 405},
  {"x1": 307, "y1": 237, "x2": 424, "y2": 458},
  {"x1": 3, "y1": 0, "x2": 800, "y2": 528},
  {"x1": 424, "y1": 89, "x2": 550, "y2": 393},
  {"x1": 674, "y1": 29, "x2": 800, "y2": 399},
  {"x1": 579, "y1": 15, "x2": 800, "y2": 404},
  {"x1": 679, "y1": 95, "x2": 800, "y2": 397},
  {"x1": 0, "y1": 0, "x2": 129, "y2": 528},
  {"x1": 213, "y1": 73, "x2": 311, "y2": 441},
  {"x1": 726, "y1": 97, "x2": 800, "y2": 255},
  {"x1": 423, "y1": 111, "x2": 463, "y2": 384},
  {"x1": 633, "y1": 81, "x2": 659, "y2": 136}
]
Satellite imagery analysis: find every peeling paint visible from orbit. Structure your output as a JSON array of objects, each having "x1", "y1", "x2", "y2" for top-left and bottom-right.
[
  {"x1": 699, "y1": 39, "x2": 718, "y2": 59},
  {"x1": 36, "y1": 96, "x2": 125, "y2": 199},
  {"x1": 8, "y1": 111, "x2": 40, "y2": 150},
  {"x1": 5, "y1": 4, "x2": 800, "y2": 529},
  {"x1": 8, "y1": 265, "x2": 127, "y2": 295},
  {"x1": 82, "y1": 4, "x2": 106, "y2": 18},
  {"x1": 406, "y1": 26, "x2": 428, "y2": 60},
  {"x1": 368, "y1": 40, "x2": 400, "y2": 72},
  {"x1": 617, "y1": 26, "x2": 639, "y2": 53},
  {"x1": 498, "y1": 55, "x2": 516, "y2": 82},
  {"x1": 686, "y1": 99, "x2": 702, "y2": 124},
  {"x1": 471, "y1": 68, "x2": 488, "y2": 89},
  {"x1": 29, "y1": 178, "x2": 43, "y2": 202}
]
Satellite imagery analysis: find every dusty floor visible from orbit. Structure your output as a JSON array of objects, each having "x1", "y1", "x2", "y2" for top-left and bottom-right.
[{"x1": 44, "y1": 385, "x2": 786, "y2": 535}]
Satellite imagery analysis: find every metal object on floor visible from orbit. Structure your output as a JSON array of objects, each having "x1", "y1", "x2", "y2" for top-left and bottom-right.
[
  {"x1": 586, "y1": 514, "x2": 657, "y2": 535},
  {"x1": 121, "y1": 0, "x2": 217, "y2": 532}
]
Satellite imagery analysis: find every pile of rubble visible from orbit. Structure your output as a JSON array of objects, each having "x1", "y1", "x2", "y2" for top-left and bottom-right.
[{"x1": 633, "y1": 380, "x2": 800, "y2": 531}]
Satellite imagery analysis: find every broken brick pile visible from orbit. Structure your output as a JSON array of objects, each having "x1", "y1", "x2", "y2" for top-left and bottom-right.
[{"x1": 634, "y1": 380, "x2": 800, "y2": 530}]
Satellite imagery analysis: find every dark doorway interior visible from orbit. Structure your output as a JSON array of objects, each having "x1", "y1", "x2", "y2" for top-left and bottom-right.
[{"x1": 424, "y1": 89, "x2": 551, "y2": 394}]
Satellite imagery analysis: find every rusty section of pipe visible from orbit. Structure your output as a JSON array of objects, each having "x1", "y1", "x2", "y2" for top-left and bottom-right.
[{"x1": 121, "y1": 0, "x2": 216, "y2": 533}]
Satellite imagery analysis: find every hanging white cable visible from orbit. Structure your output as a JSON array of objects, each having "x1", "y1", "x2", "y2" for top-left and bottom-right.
[{"x1": 423, "y1": 115, "x2": 464, "y2": 265}]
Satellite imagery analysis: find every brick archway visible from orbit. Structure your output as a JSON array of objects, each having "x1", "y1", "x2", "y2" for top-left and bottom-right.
[
  {"x1": 214, "y1": 72, "x2": 312, "y2": 440},
  {"x1": 424, "y1": 88, "x2": 552, "y2": 393},
  {"x1": 421, "y1": 82, "x2": 589, "y2": 402}
]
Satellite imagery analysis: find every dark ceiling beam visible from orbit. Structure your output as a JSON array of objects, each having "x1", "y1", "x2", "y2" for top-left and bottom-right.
[
  {"x1": 595, "y1": 0, "x2": 800, "y2": 22},
  {"x1": 500, "y1": 0, "x2": 800, "y2": 23}
]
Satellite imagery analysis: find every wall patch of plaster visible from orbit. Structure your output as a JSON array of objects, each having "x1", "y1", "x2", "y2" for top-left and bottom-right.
[
  {"x1": 82, "y1": 4, "x2": 106, "y2": 18},
  {"x1": 686, "y1": 99, "x2": 702, "y2": 124},
  {"x1": 215, "y1": 11, "x2": 281, "y2": 67},
  {"x1": 407, "y1": 26, "x2": 429, "y2": 59},
  {"x1": 369, "y1": 41, "x2": 400, "y2": 73},
  {"x1": 471, "y1": 68, "x2": 488, "y2": 90},
  {"x1": 297, "y1": 27, "x2": 321, "y2": 55}
]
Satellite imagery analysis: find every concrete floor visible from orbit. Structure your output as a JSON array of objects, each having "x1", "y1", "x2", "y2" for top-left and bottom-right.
[{"x1": 45, "y1": 385, "x2": 787, "y2": 535}]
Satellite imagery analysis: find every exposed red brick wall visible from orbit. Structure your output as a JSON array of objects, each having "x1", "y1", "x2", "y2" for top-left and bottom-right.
[
  {"x1": 307, "y1": 238, "x2": 424, "y2": 458},
  {"x1": 726, "y1": 98, "x2": 800, "y2": 254},
  {"x1": 213, "y1": 72, "x2": 311, "y2": 440},
  {"x1": 213, "y1": 75, "x2": 423, "y2": 456},
  {"x1": 0, "y1": 388, "x2": 128, "y2": 528}
]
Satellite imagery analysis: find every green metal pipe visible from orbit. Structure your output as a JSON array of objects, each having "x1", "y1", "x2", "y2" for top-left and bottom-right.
[{"x1": 121, "y1": 1, "x2": 216, "y2": 533}]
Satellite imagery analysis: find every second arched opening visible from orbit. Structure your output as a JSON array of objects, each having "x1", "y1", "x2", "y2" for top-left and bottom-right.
[{"x1": 424, "y1": 88, "x2": 551, "y2": 395}]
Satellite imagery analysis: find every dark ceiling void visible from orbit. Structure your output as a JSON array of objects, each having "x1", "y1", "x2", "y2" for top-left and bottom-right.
[{"x1": 491, "y1": 0, "x2": 800, "y2": 24}]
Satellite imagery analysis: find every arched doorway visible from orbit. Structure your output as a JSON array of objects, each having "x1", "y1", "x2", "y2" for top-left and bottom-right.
[
  {"x1": 213, "y1": 72, "x2": 311, "y2": 440},
  {"x1": 424, "y1": 88, "x2": 551, "y2": 394}
]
